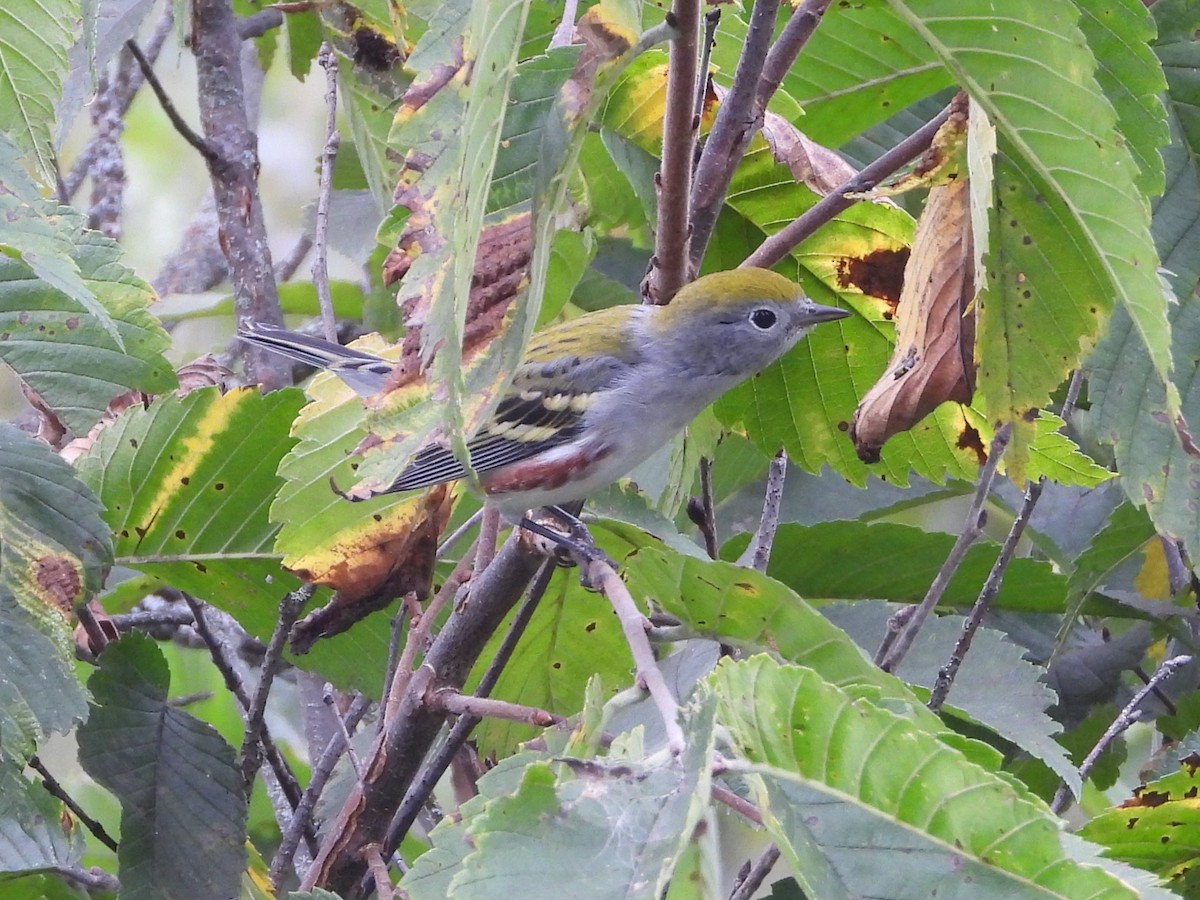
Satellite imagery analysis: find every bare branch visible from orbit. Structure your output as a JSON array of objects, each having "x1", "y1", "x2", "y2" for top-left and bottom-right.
[
  {"x1": 644, "y1": 0, "x2": 700, "y2": 304},
  {"x1": 729, "y1": 843, "x2": 781, "y2": 900},
  {"x1": 64, "y1": 8, "x2": 174, "y2": 199},
  {"x1": 755, "y1": 0, "x2": 833, "y2": 112},
  {"x1": 240, "y1": 585, "x2": 313, "y2": 792},
  {"x1": 29, "y1": 756, "x2": 119, "y2": 852},
  {"x1": 270, "y1": 694, "x2": 372, "y2": 889},
  {"x1": 877, "y1": 423, "x2": 1012, "y2": 673},
  {"x1": 52, "y1": 866, "x2": 121, "y2": 894},
  {"x1": 584, "y1": 558, "x2": 686, "y2": 753},
  {"x1": 1051, "y1": 655, "x2": 1193, "y2": 814},
  {"x1": 688, "y1": 0, "x2": 781, "y2": 272},
  {"x1": 192, "y1": 0, "x2": 287, "y2": 385},
  {"x1": 743, "y1": 104, "x2": 952, "y2": 270},
  {"x1": 736, "y1": 450, "x2": 787, "y2": 572},
  {"x1": 312, "y1": 43, "x2": 342, "y2": 343},
  {"x1": 927, "y1": 477, "x2": 1043, "y2": 712},
  {"x1": 425, "y1": 688, "x2": 566, "y2": 727},
  {"x1": 375, "y1": 560, "x2": 557, "y2": 883},
  {"x1": 125, "y1": 40, "x2": 217, "y2": 162},
  {"x1": 688, "y1": 456, "x2": 719, "y2": 559}
]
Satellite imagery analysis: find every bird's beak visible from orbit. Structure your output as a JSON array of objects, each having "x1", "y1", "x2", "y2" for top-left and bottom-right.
[{"x1": 800, "y1": 302, "x2": 851, "y2": 326}]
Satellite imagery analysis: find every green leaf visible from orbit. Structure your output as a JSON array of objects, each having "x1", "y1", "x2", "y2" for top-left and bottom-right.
[
  {"x1": 724, "y1": 521, "x2": 1069, "y2": 614},
  {"x1": 764, "y1": 4, "x2": 954, "y2": 147},
  {"x1": 1081, "y1": 755, "x2": 1200, "y2": 891},
  {"x1": 888, "y1": 0, "x2": 1172, "y2": 404},
  {"x1": 1077, "y1": 0, "x2": 1168, "y2": 197},
  {"x1": 1025, "y1": 411, "x2": 1113, "y2": 487},
  {"x1": 0, "y1": 764, "x2": 84, "y2": 875},
  {"x1": 1055, "y1": 502, "x2": 1158, "y2": 655},
  {"x1": 0, "y1": 0, "x2": 77, "y2": 182},
  {"x1": 712, "y1": 655, "x2": 1165, "y2": 899},
  {"x1": 77, "y1": 387, "x2": 394, "y2": 694},
  {"x1": 77, "y1": 633, "x2": 247, "y2": 900},
  {"x1": 0, "y1": 591, "x2": 89, "y2": 763},
  {"x1": 0, "y1": 204, "x2": 176, "y2": 432},
  {"x1": 823, "y1": 600, "x2": 1080, "y2": 798},
  {"x1": 0, "y1": 421, "x2": 111, "y2": 636}
]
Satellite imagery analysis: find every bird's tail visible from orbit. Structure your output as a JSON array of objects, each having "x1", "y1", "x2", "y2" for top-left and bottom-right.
[{"x1": 237, "y1": 322, "x2": 393, "y2": 397}]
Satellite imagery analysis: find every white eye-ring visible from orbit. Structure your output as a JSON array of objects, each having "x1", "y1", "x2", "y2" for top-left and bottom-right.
[{"x1": 750, "y1": 308, "x2": 777, "y2": 330}]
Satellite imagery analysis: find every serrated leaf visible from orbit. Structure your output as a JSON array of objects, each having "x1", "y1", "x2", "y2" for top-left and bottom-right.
[
  {"x1": 823, "y1": 600, "x2": 1081, "y2": 798},
  {"x1": 0, "y1": 764, "x2": 84, "y2": 874},
  {"x1": 1077, "y1": 0, "x2": 1168, "y2": 197},
  {"x1": 1081, "y1": 755, "x2": 1200, "y2": 892},
  {"x1": 0, "y1": 0, "x2": 77, "y2": 182},
  {"x1": 77, "y1": 633, "x2": 246, "y2": 900},
  {"x1": 0, "y1": 422, "x2": 110, "y2": 635},
  {"x1": 76, "y1": 387, "x2": 394, "y2": 694},
  {"x1": 0, "y1": 590, "x2": 89, "y2": 763},
  {"x1": 725, "y1": 520, "x2": 1069, "y2": 614},
  {"x1": 0, "y1": 203, "x2": 175, "y2": 432},
  {"x1": 713, "y1": 655, "x2": 1163, "y2": 899},
  {"x1": 889, "y1": 0, "x2": 1172, "y2": 408}
]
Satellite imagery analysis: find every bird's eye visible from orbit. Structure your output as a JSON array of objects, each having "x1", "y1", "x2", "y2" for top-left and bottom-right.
[{"x1": 750, "y1": 308, "x2": 777, "y2": 330}]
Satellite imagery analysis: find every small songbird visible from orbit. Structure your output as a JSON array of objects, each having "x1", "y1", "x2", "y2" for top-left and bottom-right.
[{"x1": 240, "y1": 268, "x2": 848, "y2": 523}]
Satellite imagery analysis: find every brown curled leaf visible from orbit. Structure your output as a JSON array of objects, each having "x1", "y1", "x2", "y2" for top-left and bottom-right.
[
  {"x1": 287, "y1": 484, "x2": 452, "y2": 653},
  {"x1": 849, "y1": 172, "x2": 977, "y2": 463}
]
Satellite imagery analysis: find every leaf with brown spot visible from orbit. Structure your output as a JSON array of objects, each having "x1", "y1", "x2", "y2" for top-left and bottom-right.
[
  {"x1": 287, "y1": 484, "x2": 452, "y2": 653},
  {"x1": 850, "y1": 170, "x2": 976, "y2": 463},
  {"x1": 1082, "y1": 756, "x2": 1200, "y2": 891}
]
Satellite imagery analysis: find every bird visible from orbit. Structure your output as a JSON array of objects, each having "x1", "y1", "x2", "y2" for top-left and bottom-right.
[{"x1": 240, "y1": 268, "x2": 848, "y2": 544}]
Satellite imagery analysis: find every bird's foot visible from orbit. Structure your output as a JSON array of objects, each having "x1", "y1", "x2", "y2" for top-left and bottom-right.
[{"x1": 519, "y1": 507, "x2": 616, "y2": 578}]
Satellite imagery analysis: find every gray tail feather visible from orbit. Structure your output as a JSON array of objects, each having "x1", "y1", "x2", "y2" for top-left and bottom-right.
[{"x1": 237, "y1": 322, "x2": 383, "y2": 368}]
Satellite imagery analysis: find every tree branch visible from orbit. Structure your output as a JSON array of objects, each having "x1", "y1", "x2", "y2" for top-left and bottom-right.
[
  {"x1": 192, "y1": 0, "x2": 287, "y2": 386},
  {"x1": 688, "y1": 0, "x2": 781, "y2": 272},
  {"x1": 29, "y1": 755, "x2": 119, "y2": 852},
  {"x1": 743, "y1": 104, "x2": 952, "y2": 270},
  {"x1": 877, "y1": 423, "x2": 1012, "y2": 673},
  {"x1": 736, "y1": 450, "x2": 787, "y2": 572},
  {"x1": 1051, "y1": 655, "x2": 1193, "y2": 814},
  {"x1": 644, "y1": 0, "x2": 700, "y2": 304},
  {"x1": 312, "y1": 43, "x2": 341, "y2": 343},
  {"x1": 729, "y1": 843, "x2": 781, "y2": 900}
]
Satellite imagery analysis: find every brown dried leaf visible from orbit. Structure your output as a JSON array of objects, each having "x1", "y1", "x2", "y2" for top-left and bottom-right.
[
  {"x1": 287, "y1": 483, "x2": 452, "y2": 653},
  {"x1": 849, "y1": 173, "x2": 977, "y2": 463}
]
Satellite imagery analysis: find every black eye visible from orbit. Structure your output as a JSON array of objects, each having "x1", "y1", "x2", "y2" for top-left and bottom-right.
[{"x1": 750, "y1": 308, "x2": 777, "y2": 330}]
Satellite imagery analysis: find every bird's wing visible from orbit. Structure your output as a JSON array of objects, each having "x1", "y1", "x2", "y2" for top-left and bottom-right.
[{"x1": 389, "y1": 327, "x2": 639, "y2": 492}]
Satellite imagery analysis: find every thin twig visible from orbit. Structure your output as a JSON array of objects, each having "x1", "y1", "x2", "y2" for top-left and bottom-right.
[
  {"x1": 384, "y1": 546, "x2": 477, "y2": 724},
  {"x1": 362, "y1": 844, "x2": 395, "y2": 900},
  {"x1": 644, "y1": 0, "x2": 701, "y2": 304},
  {"x1": 52, "y1": 866, "x2": 121, "y2": 893},
  {"x1": 181, "y1": 595, "x2": 315, "y2": 855},
  {"x1": 275, "y1": 233, "x2": 314, "y2": 282},
  {"x1": 877, "y1": 423, "x2": 1012, "y2": 672},
  {"x1": 695, "y1": 10, "x2": 721, "y2": 121},
  {"x1": 124, "y1": 40, "x2": 217, "y2": 162},
  {"x1": 729, "y1": 843, "x2": 781, "y2": 900},
  {"x1": 29, "y1": 756, "x2": 119, "y2": 852},
  {"x1": 313, "y1": 43, "x2": 341, "y2": 343},
  {"x1": 688, "y1": 0, "x2": 781, "y2": 272},
  {"x1": 550, "y1": 0, "x2": 580, "y2": 48},
  {"x1": 376, "y1": 561, "x2": 557, "y2": 872},
  {"x1": 712, "y1": 783, "x2": 763, "y2": 825},
  {"x1": 109, "y1": 608, "x2": 195, "y2": 631},
  {"x1": 691, "y1": 456, "x2": 719, "y2": 559},
  {"x1": 927, "y1": 478, "x2": 1043, "y2": 712},
  {"x1": 475, "y1": 505, "x2": 501, "y2": 572},
  {"x1": 584, "y1": 558, "x2": 686, "y2": 753},
  {"x1": 425, "y1": 688, "x2": 566, "y2": 727},
  {"x1": 436, "y1": 508, "x2": 482, "y2": 560},
  {"x1": 1050, "y1": 655, "x2": 1193, "y2": 815},
  {"x1": 326, "y1": 687, "x2": 369, "y2": 781},
  {"x1": 270, "y1": 694, "x2": 372, "y2": 889},
  {"x1": 743, "y1": 104, "x2": 952, "y2": 270},
  {"x1": 65, "y1": 7, "x2": 174, "y2": 199},
  {"x1": 241, "y1": 585, "x2": 312, "y2": 792},
  {"x1": 737, "y1": 450, "x2": 787, "y2": 572},
  {"x1": 754, "y1": 0, "x2": 832, "y2": 112}
]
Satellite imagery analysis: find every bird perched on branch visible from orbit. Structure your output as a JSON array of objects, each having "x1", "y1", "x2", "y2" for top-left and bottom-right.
[{"x1": 240, "y1": 267, "x2": 848, "y2": 544}]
